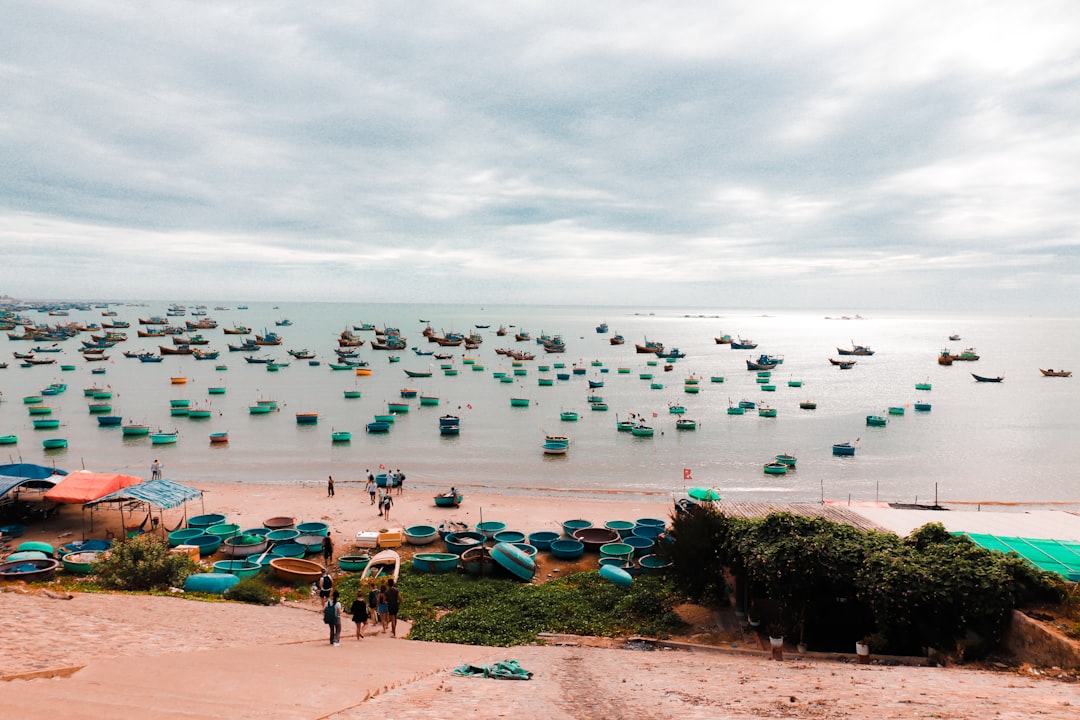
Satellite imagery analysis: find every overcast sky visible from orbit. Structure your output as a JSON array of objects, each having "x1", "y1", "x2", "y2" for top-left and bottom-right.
[{"x1": 3, "y1": 1, "x2": 1079, "y2": 310}]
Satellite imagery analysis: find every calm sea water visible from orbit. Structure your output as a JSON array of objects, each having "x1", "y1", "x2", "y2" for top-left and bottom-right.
[{"x1": 2, "y1": 302, "x2": 1078, "y2": 506}]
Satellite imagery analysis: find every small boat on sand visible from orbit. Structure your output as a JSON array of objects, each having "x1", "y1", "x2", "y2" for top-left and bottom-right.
[
  {"x1": 359, "y1": 549, "x2": 401, "y2": 582},
  {"x1": 434, "y1": 491, "x2": 463, "y2": 508},
  {"x1": 269, "y1": 557, "x2": 324, "y2": 583}
]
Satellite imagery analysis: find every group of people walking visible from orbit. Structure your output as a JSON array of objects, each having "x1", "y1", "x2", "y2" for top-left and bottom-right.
[{"x1": 320, "y1": 571, "x2": 401, "y2": 645}]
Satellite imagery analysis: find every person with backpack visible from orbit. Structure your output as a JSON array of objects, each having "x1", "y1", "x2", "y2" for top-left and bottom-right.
[
  {"x1": 321, "y1": 535, "x2": 333, "y2": 566},
  {"x1": 381, "y1": 492, "x2": 394, "y2": 521},
  {"x1": 324, "y1": 590, "x2": 342, "y2": 646},
  {"x1": 350, "y1": 589, "x2": 368, "y2": 639},
  {"x1": 318, "y1": 571, "x2": 333, "y2": 602}
]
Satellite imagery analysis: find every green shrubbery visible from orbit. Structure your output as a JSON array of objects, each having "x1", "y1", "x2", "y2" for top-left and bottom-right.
[
  {"x1": 224, "y1": 577, "x2": 280, "y2": 605},
  {"x1": 668, "y1": 506, "x2": 1064, "y2": 657},
  {"x1": 93, "y1": 534, "x2": 197, "y2": 591}
]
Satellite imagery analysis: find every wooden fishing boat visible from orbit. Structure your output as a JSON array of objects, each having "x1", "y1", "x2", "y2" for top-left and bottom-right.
[
  {"x1": 971, "y1": 373, "x2": 1004, "y2": 383},
  {"x1": 269, "y1": 557, "x2": 324, "y2": 583},
  {"x1": 434, "y1": 491, "x2": 463, "y2": 507},
  {"x1": 404, "y1": 369, "x2": 433, "y2": 378},
  {"x1": 1040, "y1": 369, "x2": 1072, "y2": 377},
  {"x1": 837, "y1": 343, "x2": 874, "y2": 356},
  {"x1": 799, "y1": 401, "x2": 817, "y2": 410},
  {"x1": 828, "y1": 358, "x2": 856, "y2": 368},
  {"x1": 295, "y1": 412, "x2": 319, "y2": 424},
  {"x1": 730, "y1": 338, "x2": 757, "y2": 350},
  {"x1": 209, "y1": 432, "x2": 229, "y2": 444},
  {"x1": 359, "y1": 549, "x2": 401, "y2": 582}
]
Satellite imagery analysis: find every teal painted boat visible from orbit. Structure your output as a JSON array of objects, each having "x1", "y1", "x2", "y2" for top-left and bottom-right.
[
  {"x1": 212, "y1": 560, "x2": 260, "y2": 578},
  {"x1": 600, "y1": 542, "x2": 634, "y2": 561},
  {"x1": 343, "y1": 390, "x2": 362, "y2": 399},
  {"x1": 560, "y1": 411, "x2": 579, "y2": 421},
  {"x1": 419, "y1": 396, "x2": 439, "y2": 406},
  {"x1": 188, "y1": 513, "x2": 227, "y2": 529},
  {"x1": 476, "y1": 520, "x2": 507, "y2": 537},
  {"x1": 184, "y1": 534, "x2": 223, "y2": 556},
  {"x1": 866, "y1": 415, "x2": 888, "y2": 427},
  {"x1": 549, "y1": 538, "x2": 584, "y2": 560},
  {"x1": 17, "y1": 540, "x2": 54, "y2": 556},
  {"x1": 763, "y1": 462, "x2": 788, "y2": 475},
  {"x1": 412, "y1": 552, "x2": 460, "y2": 574},
  {"x1": 249, "y1": 405, "x2": 273, "y2": 414},
  {"x1": 527, "y1": 531, "x2": 559, "y2": 550},
  {"x1": 169, "y1": 528, "x2": 207, "y2": 547},
  {"x1": 27, "y1": 405, "x2": 53, "y2": 415},
  {"x1": 208, "y1": 387, "x2": 226, "y2": 395},
  {"x1": 331, "y1": 431, "x2": 352, "y2": 442},
  {"x1": 631, "y1": 425, "x2": 654, "y2": 437},
  {"x1": 184, "y1": 572, "x2": 239, "y2": 594},
  {"x1": 490, "y1": 541, "x2": 536, "y2": 580},
  {"x1": 0, "y1": 435, "x2": 17, "y2": 445},
  {"x1": 338, "y1": 554, "x2": 371, "y2": 572},
  {"x1": 296, "y1": 521, "x2": 329, "y2": 536},
  {"x1": 367, "y1": 421, "x2": 391, "y2": 433},
  {"x1": 914, "y1": 402, "x2": 932, "y2": 411},
  {"x1": 444, "y1": 531, "x2": 486, "y2": 555},
  {"x1": 43, "y1": 438, "x2": 68, "y2": 450},
  {"x1": 387, "y1": 402, "x2": 409, "y2": 414},
  {"x1": 61, "y1": 551, "x2": 102, "y2": 575},
  {"x1": 622, "y1": 535, "x2": 655, "y2": 557},
  {"x1": 510, "y1": 398, "x2": 530, "y2": 407},
  {"x1": 599, "y1": 563, "x2": 634, "y2": 587},
  {"x1": 637, "y1": 554, "x2": 673, "y2": 575},
  {"x1": 206, "y1": 523, "x2": 242, "y2": 539},
  {"x1": 775, "y1": 454, "x2": 797, "y2": 468},
  {"x1": 170, "y1": 399, "x2": 191, "y2": 408},
  {"x1": 404, "y1": 525, "x2": 439, "y2": 545},
  {"x1": 604, "y1": 520, "x2": 635, "y2": 538},
  {"x1": 888, "y1": 406, "x2": 905, "y2": 415},
  {"x1": 562, "y1": 519, "x2": 592, "y2": 536},
  {"x1": 151, "y1": 432, "x2": 178, "y2": 444},
  {"x1": 492, "y1": 530, "x2": 526, "y2": 544}
]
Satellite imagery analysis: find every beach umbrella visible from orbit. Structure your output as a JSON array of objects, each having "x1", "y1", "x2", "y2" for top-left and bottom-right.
[{"x1": 687, "y1": 487, "x2": 721, "y2": 502}]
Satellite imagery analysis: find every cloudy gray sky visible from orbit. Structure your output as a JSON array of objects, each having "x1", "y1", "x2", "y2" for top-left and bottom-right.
[{"x1": 3, "y1": 1, "x2": 1079, "y2": 310}]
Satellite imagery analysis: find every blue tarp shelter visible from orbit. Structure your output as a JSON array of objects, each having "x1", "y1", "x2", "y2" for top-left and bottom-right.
[
  {"x1": 0, "y1": 464, "x2": 68, "y2": 481},
  {"x1": 83, "y1": 478, "x2": 204, "y2": 537},
  {"x1": 0, "y1": 474, "x2": 61, "y2": 501}
]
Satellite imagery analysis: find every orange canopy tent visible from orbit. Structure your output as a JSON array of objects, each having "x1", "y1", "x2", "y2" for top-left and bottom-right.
[{"x1": 44, "y1": 471, "x2": 143, "y2": 504}]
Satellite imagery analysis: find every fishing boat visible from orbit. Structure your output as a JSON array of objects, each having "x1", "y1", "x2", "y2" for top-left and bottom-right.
[
  {"x1": 269, "y1": 557, "x2": 324, "y2": 583},
  {"x1": 915, "y1": 381, "x2": 932, "y2": 390},
  {"x1": 948, "y1": 334, "x2": 961, "y2": 341},
  {"x1": 866, "y1": 415, "x2": 888, "y2": 427},
  {"x1": 560, "y1": 410, "x2": 579, "y2": 422},
  {"x1": 938, "y1": 349, "x2": 954, "y2": 365},
  {"x1": 609, "y1": 334, "x2": 625, "y2": 345},
  {"x1": 630, "y1": 425, "x2": 654, "y2": 437},
  {"x1": 295, "y1": 412, "x2": 319, "y2": 424},
  {"x1": 596, "y1": 322, "x2": 608, "y2": 333},
  {"x1": 971, "y1": 373, "x2": 1004, "y2": 383},
  {"x1": 714, "y1": 334, "x2": 733, "y2": 344},
  {"x1": 837, "y1": 343, "x2": 875, "y2": 356},
  {"x1": 828, "y1": 358, "x2": 856, "y2": 368},
  {"x1": 209, "y1": 432, "x2": 229, "y2": 444},
  {"x1": 359, "y1": 549, "x2": 401, "y2": 582},
  {"x1": 419, "y1": 395, "x2": 440, "y2": 406},
  {"x1": 404, "y1": 369, "x2": 433, "y2": 378},
  {"x1": 151, "y1": 431, "x2": 178, "y2": 444},
  {"x1": 758, "y1": 405, "x2": 777, "y2": 418},
  {"x1": 832, "y1": 442, "x2": 857, "y2": 456},
  {"x1": 331, "y1": 431, "x2": 352, "y2": 442},
  {"x1": 763, "y1": 462, "x2": 788, "y2": 475},
  {"x1": 775, "y1": 453, "x2": 797, "y2": 468},
  {"x1": 32, "y1": 419, "x2": 60, "y2": 429},
  {"x1": 42, "y1": 438, "x2": 68, "y2": 450},
  {"x1": 1040, "y1": 369, "x2": 1072, "y2": 377},
  {"x1": 0, "y1": 435, "x2": 17, "y2": 445},
  {"x1": 366, "y1": 421, "x2": 391, "y2": 433},
  {"x1": 675, "y1": 418, "x2": 697, "y2": 430},
  {"x1": 0, "y1": 558, "x2": 60, "y2": 582},
  {"x1": 490, "y1": 542, "x2": 536, "y2": 581},
  {"x1": 746, "y1": 355, "x2": 779, "y2": 370},
  {"x1": 730, "y1": 338, "x2": 758, "y2": 350},
  {"x1": 122, "y1": 423, "x2": 151, "y2": 436},
  {"x1": 542, "y1": 441, "x2": 569, "y2": 455},
  {"x1": 434, "y1": 490, "x2": 463, "y2": 508}
]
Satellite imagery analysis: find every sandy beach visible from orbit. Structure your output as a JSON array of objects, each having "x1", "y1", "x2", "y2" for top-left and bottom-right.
[{"x1": 2, "y1": 478, "x2": 1079, "y2": 718}]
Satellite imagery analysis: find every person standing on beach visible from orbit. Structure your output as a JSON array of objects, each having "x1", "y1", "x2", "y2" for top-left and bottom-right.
[
  {"x1": 327, "y1": 475, "x2": 335, "y2": 497},
  {"x1": 325, "y1": 590, "x2": 342, "y2": 646},
  {"x1": 376, "y1": 488, "x2": 385, "y2": 517},
  {"x1": 365, "y1": 474, "x2": 376, "y2": 505},
  {"x1": 381, "y1": 492, "x2": 394, "y2": 521},
  {"x1": 350, "y1": 589, "x2": 368, "y2": 639},
  {"x1": 321, "y1": 534, "x2": 333, "y2": 566},
  {"x1": 151, "y1": 459, "x2": 162, "y2": 480},
  {"x1": 318, "y1": 570, "x2": 333, "y2": 602},
  {"x1": 395, "y1": 469, "x2": 405, "y2": 495},
  {"x1": 385, "y1": 577, "x2": 401, "y2": 638},
  {"x1": 367, "y1": 584, "x2": 379, "y2": 629}
]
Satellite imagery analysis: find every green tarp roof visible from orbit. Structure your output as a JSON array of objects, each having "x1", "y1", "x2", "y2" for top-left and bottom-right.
[
  {"x1": 85, "y1": 478, "x2": 201, "y2": 510},
  {"x1": 963, "y1": 532, "x2": 1080, "y2": 582}
]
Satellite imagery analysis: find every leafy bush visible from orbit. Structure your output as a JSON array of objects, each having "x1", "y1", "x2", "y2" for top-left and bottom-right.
[
  {"x1": 93, "y1": 534, "x2": 197, "y2": 591},
  {"x1": 224, "y1": 577, "x2": 280, "y2": 605}
]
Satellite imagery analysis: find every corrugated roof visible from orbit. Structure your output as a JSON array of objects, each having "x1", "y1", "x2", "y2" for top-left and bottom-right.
[
  {"x1": 717, "y1": 501, "x2": 888, "y2": 533},
  {"x1": 0, "y1": 474, "x2": 60, "y2": 500},
  {"x1": 86, "y1": 478, "x2": 201, "y2": 510}
]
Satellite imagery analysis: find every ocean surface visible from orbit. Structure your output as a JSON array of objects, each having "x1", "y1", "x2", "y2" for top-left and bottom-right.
[{"x1": 2, "y1": 302, "x2": 1078, "y2": 506}]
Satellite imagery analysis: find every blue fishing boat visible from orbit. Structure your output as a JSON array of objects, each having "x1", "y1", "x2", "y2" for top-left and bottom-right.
[
  {"x1": 832, "y1": 442, "x2": 857, "y2": 457},
  {"x1": 434, "y1": 491, "x2": 463, "y2": 507},
  {"x1": 490, "y1": 541, "x2": 536, "y2": 580},
  {"x1": 412, "y1": 552, "x2": 460, "y2": 574}
]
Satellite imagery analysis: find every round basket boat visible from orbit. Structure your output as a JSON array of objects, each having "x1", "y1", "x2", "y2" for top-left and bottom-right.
[
  {"x1": 549, "y1": 538, "x2": 585, "y2": 560},
  {"x1": 599, "y1": 563, "x2": 634, "y2": 587},
  {"x1": 338, "y1": 554, "x2": 371, "y2": 572},
  {"x1": 527, "y1": 531, "x2": 559, "y2": 551},
  {"x1": 61, "y1": 551, "x2": 103, "y2": 575},
  {"x1": 221, "y1": 535, "x2": 269, "y2": 558},
  {"x1": 634, "y1": 518, "x2": 666, "y2": 530},
  {"x1": 561, "y1": 519, "x2": 592, "y2": 537},
  {"x1": 188, "y1": 513, "x2": 227, "y2": 530},
  {"x1": 0, "y1": 558, "x2": 60, "y2": 582},
  {"x1": 603, "y1": 520, "x2": 635, "y2": 539},
  {"x1": 637, "y1": 554, "x2": 673, "y2": 575},
  {"x1": 622, "y1": 535, "x2": 655, "y2": 557},
  {"x1": 17, "y1": 540, "x2": 55, "y2": 557},
  {"x1": 404, "y1": 525, "x2": 439, "y2": 546},
  {"x1": 444, "y1": 531, "x2": 486, "y2": 555},
  {"x1": 0, "y1": 524, "x2": 27, "y2": 539},
  {"x1": 263, "y1": 516, "x2": 296, "y2": 530},
  {"x1": 270, "y1": 541, "x2": 305, "y2": 558},
  {"x1": 511, "y1": 542, "x2": 538, "y2": 558},
  {"x1": 599, "y1": 542, "x2": 635, "y2": 561},
  {"x1": 295, "y1": 534, "x2": 326, "y2": 554},
  {"x1": 490, "y1": 542, "x2": 536, "y2": 581},
  {"x1": 184, "y1": 572, "x2": 239, "y2": 594},
  {"x1": 475, "y1": 520, "x2": 507, "y2": 538},
  {"x1": 269, "y1": 557, "x2": 324, "y2": 584},
  {"x1": 265, "y1": 528, "x2": 300, "y2": 543},
  {"x1": 295, "y1": 521, "x2": 329, "y2": 537},
  {"x1": 412, "y1": 552, "x2": 460, "y2": 574},
  {"x1": 599, "y1": 556, "x2": 635, "y2": 570},
  {"x1": 631, "y1": 524, "x2": 664, "y2": 540},
  {"x1": 212, "y1": 560, "x2": 261, "y2": 579},
  {"x1": 572, "y1": 527, "x2": 621, "y2": 552},
  {"x1": 492, "y1": 530, "x2": 526, "y2": 544},
  {"x1": 460, "y1": 546, "x2": 496, "y2": 576},
  {"x1": 186, "y1": 534, "x2": 223, "y2": 556},
  {"x1": 239, "y1": 527, "x2": 271, "y2": 538},
  {"x1": 6, "y1": 550, "x2": 48, "y2": 562},
  {"x1": 206, "y1": 523, "x2": 242, "y2": 540}
]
